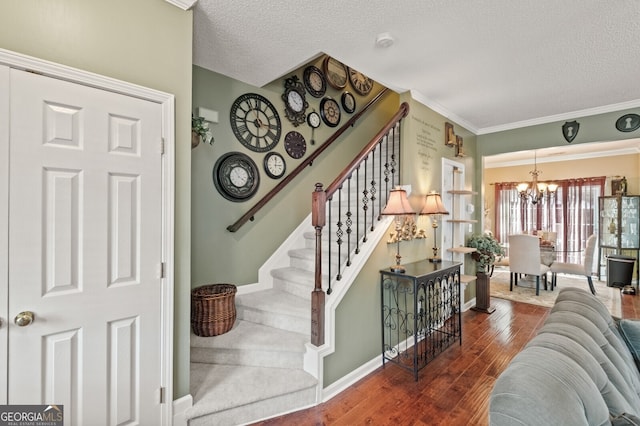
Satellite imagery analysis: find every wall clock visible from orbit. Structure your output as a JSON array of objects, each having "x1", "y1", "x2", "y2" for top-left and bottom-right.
[
  {"x1": 230, "y1": 92, "x2": 282, "y2": 152},
  {"x1": 320, "y1": 97, "x2": 341, "y2": 128},
  {"x1": 303, "y1": 65, "x2": 327, "y2": 98},
  {"x1": 307, "y1": 111, "x2": 321, "y2": 129},
  {"x1": 284, "y1": 131, "x2": 307, "y2": 159},
  {"x1": 348, "y1": 67, "x2": 374, "y2": 96},
  {"x1": 213, "y1": 151, "x2": 260, "y2": 202},
  {"x1": 264, "y1": 152, "x2": 286, "y2": 179},
  {"x1": 281, "y1": 75, "x2": 309, "y2": 127},
  {"x1": 341, "y1": 91, "x2": 356, "y2": 114},
  {"x1": 323, "y1": 56, "x2": 348, "y2": 90}
]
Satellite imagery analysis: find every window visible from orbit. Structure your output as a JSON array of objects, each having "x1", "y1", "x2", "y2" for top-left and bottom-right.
[{"x1": 494, "y1": 177, "x2": 605, "y2": 263}]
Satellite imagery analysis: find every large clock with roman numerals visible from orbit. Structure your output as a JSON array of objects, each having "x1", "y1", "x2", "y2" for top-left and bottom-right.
[{"x1": 230, "y1": 92, "x2": 282, "y2": 152}]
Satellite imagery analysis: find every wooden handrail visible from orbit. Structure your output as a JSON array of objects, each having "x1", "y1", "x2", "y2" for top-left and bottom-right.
[
  {"x1": 227, "y1": 88, "x2": 391, "y2": 232},
  {"x1": 324, "y1": 102, "x2": 409, "y2": 198}
]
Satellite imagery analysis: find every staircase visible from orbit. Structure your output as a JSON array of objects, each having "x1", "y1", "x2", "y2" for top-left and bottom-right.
[{"x1": 186, "y1": 114, "x2": 405, "y2": 426}]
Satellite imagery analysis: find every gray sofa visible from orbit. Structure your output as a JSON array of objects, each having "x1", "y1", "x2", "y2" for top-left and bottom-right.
[{"x1": 489, "y1": 287, "x2": 640, "y2": 425}]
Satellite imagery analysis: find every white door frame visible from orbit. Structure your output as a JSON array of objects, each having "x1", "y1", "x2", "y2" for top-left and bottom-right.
[{"x1": 0, "y1": 48, "x2": 175, "y2": 423}]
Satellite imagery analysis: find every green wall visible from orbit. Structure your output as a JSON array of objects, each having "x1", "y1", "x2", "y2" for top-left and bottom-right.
[
  {"x1": 192, "y1": 59, "x2": 479, "y2": 385},
  {"x1": 191, "y1": 61, "x2": 399, "y2": 287},
  {"x1": 0, "y1": 0, "x2": 193, "y2": 399}
]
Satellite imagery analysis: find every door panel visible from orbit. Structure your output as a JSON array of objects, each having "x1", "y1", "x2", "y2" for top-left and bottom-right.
[{"x1": 8, "y1": 68, "x2": 163, "y2": 425}]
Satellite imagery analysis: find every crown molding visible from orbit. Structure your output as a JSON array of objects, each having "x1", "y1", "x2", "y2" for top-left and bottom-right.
[
  {"x1": 477, "y1": 99, "x2": 640, "y2": 135},
  {"x1": 409, "y1": 90, "x2": 479, "y2": 135},
  {"x1": 165, "y1": 0, "x2": 198, "y2": 11}
]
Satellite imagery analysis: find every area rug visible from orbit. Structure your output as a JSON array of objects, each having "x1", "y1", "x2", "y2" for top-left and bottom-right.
[{"x1": 489, "y1": 269, "x2": 622, "y2": 317}]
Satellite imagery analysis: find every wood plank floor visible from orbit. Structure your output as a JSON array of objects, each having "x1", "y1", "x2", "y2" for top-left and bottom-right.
[{"x1": 255, "y1": 291, "x2": 640, "y2": 426}]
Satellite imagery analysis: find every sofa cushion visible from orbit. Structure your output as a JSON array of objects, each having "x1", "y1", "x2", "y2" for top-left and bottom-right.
[
  {"x1": 490, "y1": 346, "x2": 611, "y2": 426},
  {"x1": 619, "y1": 319, "x2": 640, "y2": 370}
]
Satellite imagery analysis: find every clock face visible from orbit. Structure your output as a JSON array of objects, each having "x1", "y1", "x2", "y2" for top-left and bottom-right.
[
  {"x1": 213, "y1": 152, "x2": 260, "y2": 202},
  {"x1": 284, "y1": 131, "x2": 307, "y2": 159},
  {"x1": 307, "y1": 111, "x2": 321, "y2": 129},
  {"x1": 264, "y1": 152, "x2": 286, "y2": 179},
  {"x1": 303, "y1": 65, "x2": 326, "y2": 98},
  {"x1": 341, "y1": 91, "x2": 356, "y2": 114},
  {"x1": 230, "y1": 93, "x2": 282, "y2": 152},
  {"x1": 323, "y1": 56, "x2": 348, "y2": 90},
  {"x1": 348, "y1": 67, "x2": 374, "y2": 96},
  {"x1": 320, "y1": 97, "x2": 341, "y2": 128},
  {"x1": 281, "y1": 75, "x2": 308, "y2": 127}
]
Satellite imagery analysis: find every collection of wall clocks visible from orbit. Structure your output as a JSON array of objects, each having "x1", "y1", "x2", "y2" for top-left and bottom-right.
[{"x1": 215, "y1": 56, "x2": 374, "y2": 202}]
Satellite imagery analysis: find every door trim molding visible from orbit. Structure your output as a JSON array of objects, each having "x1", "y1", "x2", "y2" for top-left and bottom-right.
[{"x1": 0, "y1": 48, "x2": 175, "y2": 424}]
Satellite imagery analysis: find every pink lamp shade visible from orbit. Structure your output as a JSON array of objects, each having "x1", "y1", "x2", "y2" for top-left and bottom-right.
[
  {"x1": 420, "y1": 192, "x2": 449, "y2": 216},
  {"x1": 381, "y1": 188, "x2": 414, "y2": 216}
]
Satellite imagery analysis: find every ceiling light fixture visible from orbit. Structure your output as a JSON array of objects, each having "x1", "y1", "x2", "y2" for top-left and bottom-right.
[
  {"x1": 375, "y1": 32, "x2": 395, "y2": 48},
  {"x1": 516, "y1": 151, "x2": 558, "y2": 205}
]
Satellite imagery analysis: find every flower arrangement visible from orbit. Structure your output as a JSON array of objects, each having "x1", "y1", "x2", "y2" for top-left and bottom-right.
[
  {"x1": 192, "y1": 114, "x2": 215, "y2": 146},
  {"x1": 466, "y1": 233, "x2": 505, "y2": 273}
]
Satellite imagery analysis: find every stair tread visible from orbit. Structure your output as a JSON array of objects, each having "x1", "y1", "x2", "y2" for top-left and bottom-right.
[
  {"x1": 188, "y1": 363, "x2": 317, "y2": 420},
  {"x1": 191, "y1": 319, "x2": 307, "y2": 352},
  {"x1": 236, "y1": 289, "x2": 310, "y2": 318}
]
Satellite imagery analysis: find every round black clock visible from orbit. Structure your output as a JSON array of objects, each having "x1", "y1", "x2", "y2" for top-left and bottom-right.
[
  {"x1": 323, "y1": 56, "x2": 348, "y2": 90},
  {"x1": 282, "y1": 76, "x2": 308, "y2": 127},
  {"x1": 213, "y1": 152, "x2": 260, "y2": 202},
  {"x1": 303, "y1": 65, "x2": 327, "y2": 98},
  {"x1": 284, "y1": 131, "x2": 307, "y2": 159},
  {"x1": 320, "y1": 97, "x2": 341, "y2": 128},
  {"x1": 264, "y1": 152, "x2": 286, "y2": 179},
  {"x1": 348, "y1": 67, "x2": 374, "y2": 96},
  {"x1": 341, "y1": 91, "x2": 356, "y2": 114},
  {"x1": 230, "y1": 93, "x2": 282, "y2": 152}
]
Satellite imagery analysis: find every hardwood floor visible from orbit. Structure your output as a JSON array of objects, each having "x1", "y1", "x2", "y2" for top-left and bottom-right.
[{"x1": 255, "y1": 291, "x2": 640, "y2": 426}]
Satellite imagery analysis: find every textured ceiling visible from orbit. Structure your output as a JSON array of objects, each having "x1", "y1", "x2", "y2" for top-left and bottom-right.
[{"x1": 193, "y1": 0, "x2": 640, "y2": 135}]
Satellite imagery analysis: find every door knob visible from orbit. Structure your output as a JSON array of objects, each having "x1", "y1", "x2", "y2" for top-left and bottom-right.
[{"x1": 14, "y1": 311, "x2": 34, "y2": 327}]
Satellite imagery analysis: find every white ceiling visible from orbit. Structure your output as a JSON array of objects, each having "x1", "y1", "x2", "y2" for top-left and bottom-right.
[{"x1": 193, "y1": 0, "x2": 640, "y2": 136}]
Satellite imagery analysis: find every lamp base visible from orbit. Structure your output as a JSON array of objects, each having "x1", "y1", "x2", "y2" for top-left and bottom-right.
[
  {"x1": 389, "y1": 264, "x2": 406, "y2": 273},
  {"x1": 428, "y1": 257, "x2": 442, "y2": 263}
]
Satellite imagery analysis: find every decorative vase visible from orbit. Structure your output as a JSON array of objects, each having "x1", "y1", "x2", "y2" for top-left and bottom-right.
[
  {"x1": 472, "y1": 271, "x2": 495, "y2": 314},
  {"x1": 191, "y1": 131, "x2": 200, "y2": 149}
]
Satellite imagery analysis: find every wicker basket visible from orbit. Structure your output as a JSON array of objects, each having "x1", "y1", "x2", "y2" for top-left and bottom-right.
[{"x1": 191, "y1": 284, "x2": 237, "y2": 336}]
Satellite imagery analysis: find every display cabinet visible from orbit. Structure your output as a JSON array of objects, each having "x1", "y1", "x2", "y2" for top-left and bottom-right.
[
  {"x1": 380, "y1": 260, "x2": 461, "y2": 381},
  {"x1": 597, "y1": 195, "x2": 640, "y2": 282}
]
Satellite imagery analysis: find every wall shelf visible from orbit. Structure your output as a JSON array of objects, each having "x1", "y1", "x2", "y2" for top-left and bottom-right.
[
  {"x1": 447, "y1": 190, "x2": 477, "y2": 195},
  {"x1": 447, "y1": 247, "x2": 477, "y2": 254},
  {"x1": 447, "y1": 219, "x2": 478, "y2": 224}
]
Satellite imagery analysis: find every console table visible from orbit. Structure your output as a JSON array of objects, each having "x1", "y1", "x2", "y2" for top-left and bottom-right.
[{"x1": 380, "y1": 260, "x2": 462, "y2": 380}]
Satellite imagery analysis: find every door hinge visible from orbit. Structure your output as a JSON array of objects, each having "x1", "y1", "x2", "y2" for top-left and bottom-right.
[
  {"x1": 159, "y1": 262, "x2": 165, "y2": 279},
  {"x1": 159, "y1": 387, "x2": 166, "y2": 404},
  {"x1": 160, "y1": 137, "x2": 165, "y2": 155}
]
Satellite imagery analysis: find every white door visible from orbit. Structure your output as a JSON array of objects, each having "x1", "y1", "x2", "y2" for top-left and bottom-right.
[{"x1": 7, "y1": 68, "x2": 163, "y2": 425}]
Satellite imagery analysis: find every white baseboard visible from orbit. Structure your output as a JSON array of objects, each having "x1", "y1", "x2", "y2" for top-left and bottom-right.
[
  {"x1": 321, "y1": 355, "x2": 382, "y2": 402},
  {"x1": 173, "y1": 394, "x2": 193, "y2": 426}
]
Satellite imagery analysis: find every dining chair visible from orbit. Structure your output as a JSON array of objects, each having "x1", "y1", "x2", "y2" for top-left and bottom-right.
[
  {"x1": 550, "y1": 234, "x2": 597, "y2": 294},
  {"x1": 508, "y1": 234, "x2": 550, "y2": 296}
]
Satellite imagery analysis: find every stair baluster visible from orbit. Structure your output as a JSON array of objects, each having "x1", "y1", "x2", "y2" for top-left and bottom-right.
[{"x1": 311, "y1": 102, "x2": 409, "y2": 346}]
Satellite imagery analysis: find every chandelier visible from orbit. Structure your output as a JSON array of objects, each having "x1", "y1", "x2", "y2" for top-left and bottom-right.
[{"x1": 516, "y1": 151, "x2": 558, "y2": 204}]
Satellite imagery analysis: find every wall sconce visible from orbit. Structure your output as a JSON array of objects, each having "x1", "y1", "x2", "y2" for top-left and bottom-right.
[
  {"x1": 420, "y1": 191, "x2": 449, "y2": 263},
  {"x1": 444, "y1": 122, "x2": 464, "y2": 157},
  {"x1": 381, "y1": 187, "x2": 415, "y2": 272}
]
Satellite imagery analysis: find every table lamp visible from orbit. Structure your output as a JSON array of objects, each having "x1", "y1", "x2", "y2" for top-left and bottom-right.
[
  {"x1": 421, "y1": 191, "x2": 449, "y2": 263},
  {"x1": 381, "y1": 187, "x2": 415, "y2": 272}
]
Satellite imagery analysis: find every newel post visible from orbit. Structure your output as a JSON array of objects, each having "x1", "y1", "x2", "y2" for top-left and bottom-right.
[{"x1": 311, "y1": 183, "x2": 326, "y2": 346}]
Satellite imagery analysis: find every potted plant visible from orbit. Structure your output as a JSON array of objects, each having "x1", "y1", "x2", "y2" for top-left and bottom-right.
[
  {"x1": 466, "y1": 233, "x2": 505, "y2": 314},
  {"x1": 192, "y1": 114, "x2": 215, "y2": 148},
  {"x1": 467, "y1": 233, "x2": 505, "y2": 274}
]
